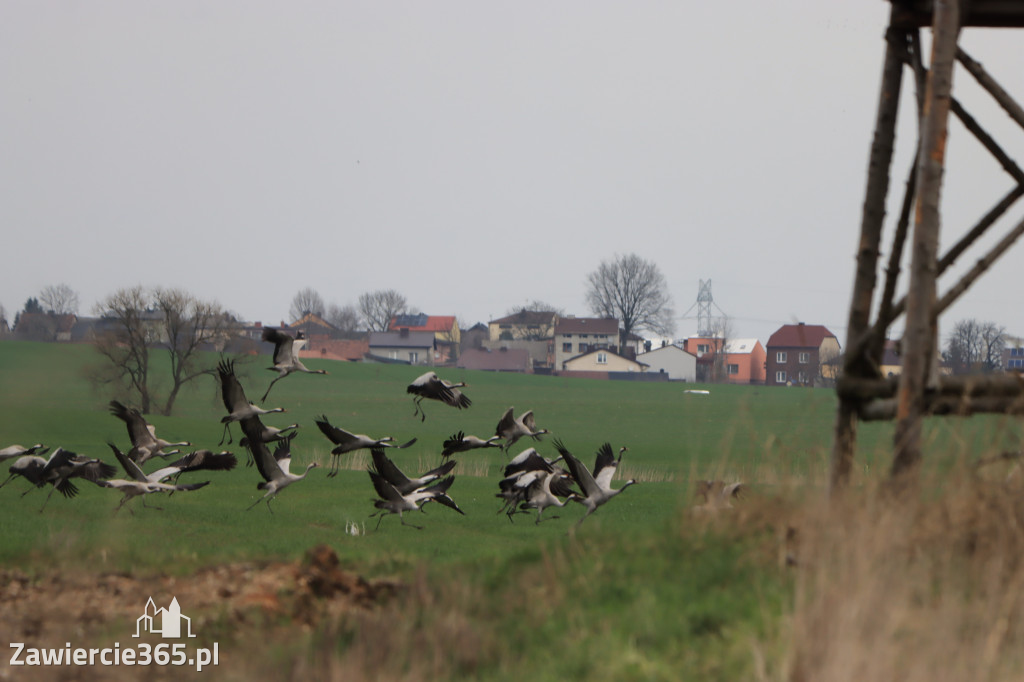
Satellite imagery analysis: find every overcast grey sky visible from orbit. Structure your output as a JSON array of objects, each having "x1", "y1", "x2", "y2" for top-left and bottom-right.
[{"x1": 2, "y1": 2, "x2": 1023, "y2": 345}]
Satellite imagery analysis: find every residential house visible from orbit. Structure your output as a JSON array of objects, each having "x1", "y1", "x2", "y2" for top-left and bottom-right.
[
  {"x1": 460, "y1": 322, "x2": 489, "y2": 355},
  {"x1": 287, "y1": 312, "x2": 339, "y2": 339},
  {"x1": 722, "y1": 338, "x2": 767, "y2": 384},
  {"x1": 1004, "y1": 342, "x2": 1024, "y2": 373},
  {"x1": 880, "y1": 339, "x2": 903, "y2": 377},
  {"x1": 620, "y1": 331, "x2": 645, "y2": 359},
  {"x1": 390, "y1": 313, "x2": 460, "y2": 344},
  {"x1": 367, "y1": 329, "x2": 436, "y2": 365},
  {"x1": 390, "y1": 313, "x2": 460, "y2": 363},
  {"x1": 298, "y1": 338, "x2": 370, "y2": 363},
  {"x1": 483, "y1": 311, "x2": 557, "y2": 370},
  {"x1": 553, "y1": 317, "x2": 620, "y2": 370},
  {"x1": 681, "y1": 335, "x2": 725, "y2": 358},
  {"x1": 14, "y1": 313, "x2": 77, "y2": 342},
  {"x1": 681, "y1": 335, "x2": 726, "y2": 382},
  {"x1": 481, "y1": 337, "x2": 553, "y2": 371},
  {"x1": 765, "y1": 323, "x2": 841, "y2": 387},
  {"x1": 636, "y1": 344, "x2": 697, "y2": 381},
  {"x1": 562, "y1": 348, "x2": 648, "y2": 374},
  {"x1": 487, "y1": 311, "x2": 558, "y2": 342},
  {"x1": 457, "y1": 347, "x2": 532, "y2": 373}
]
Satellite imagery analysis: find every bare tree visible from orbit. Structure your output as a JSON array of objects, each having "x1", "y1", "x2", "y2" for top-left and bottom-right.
[
  {"x1": 93, "y1": 286, "x2": 237, "y2": 415},
  {"x1": 153, "y1": 287, "x2": 238, "y2": 415},
  {"x1": 816, "y1": 344, "x2": 843, "y2": 388},
  {"x1": 327, "y1": 303, "x2": 361, "y2": 337},
  {"x1": 93, "y1": 286, "x2": 156, "y2": 412},
  {"x1": 707, "y1": 316, "x2": 734, "y2": 383},
  {"x1": 358, "y1": 289, "x2": 408, "y2": 332},
  {"x1": 289, "y1": 287, "x2": 326, "y2": 323},
  {"x1": 39, "y1": 283, "x2": 80, "y2": 316},
  {"x1": 943, "y1": 318, "x2": 1006, "y2": 374},
  {"x1": 501, "y1": 301, "x2": 562, "y2": 340},
  {"x1": 980, "y1": 321, "x2": 1008, "y2": 372},
  {"x1": 585, "y1": 253, "x2": 675, "y2": 340}
]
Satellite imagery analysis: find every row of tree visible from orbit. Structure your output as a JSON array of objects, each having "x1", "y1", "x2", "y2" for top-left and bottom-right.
[
  {"x1": 288, "y1": 287, "x2": 410, "y2": 334},
  {"x1": 0, "y1": 254, "x2": 679, "y2": 415}
]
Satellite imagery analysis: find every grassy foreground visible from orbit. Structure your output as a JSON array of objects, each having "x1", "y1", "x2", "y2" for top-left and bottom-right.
[{"x1": 2, "y1": 341, "x2": 1024, "y2": 680}]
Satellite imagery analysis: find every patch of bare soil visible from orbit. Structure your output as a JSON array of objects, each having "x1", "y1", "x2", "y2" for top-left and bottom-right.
[{"x1": 0, "y1": 545, "x2": 401, "y2": 676}]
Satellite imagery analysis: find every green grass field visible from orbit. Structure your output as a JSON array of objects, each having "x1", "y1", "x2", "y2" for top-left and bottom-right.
[
  {"x1": 3, "y1": 340, "x2": 1024, "y2": 681},
  {"x1": 0, "y1": 341, "x2": 847, "y2": 569}
]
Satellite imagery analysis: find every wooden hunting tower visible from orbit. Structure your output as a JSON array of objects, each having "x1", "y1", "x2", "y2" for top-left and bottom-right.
[{"x1": 831, "y1": 0, "x2": 1024, "y2": 490}]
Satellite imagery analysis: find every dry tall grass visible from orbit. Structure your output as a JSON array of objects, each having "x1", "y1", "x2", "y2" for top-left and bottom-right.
[{"x1": 782, "y1": 461, "x2": 1024, "y2": 682}]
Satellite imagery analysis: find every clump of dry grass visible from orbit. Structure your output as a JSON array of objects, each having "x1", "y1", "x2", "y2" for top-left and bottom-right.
[{"x1": 784, "y1": 463, "x2": 1024, "y2": 682}]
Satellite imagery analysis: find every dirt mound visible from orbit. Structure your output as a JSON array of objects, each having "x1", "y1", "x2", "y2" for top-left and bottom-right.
[{"x1": 0, "y1": 545, "x2": 401, "y2": 647}]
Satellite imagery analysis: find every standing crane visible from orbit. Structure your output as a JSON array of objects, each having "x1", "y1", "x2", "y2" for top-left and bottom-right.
[
  {"x1": 260, "y1": 327, "x2": 328, "y2": 402},
  {"x1": 406, "y1": 372, "x2": 471, "y2": 421}
]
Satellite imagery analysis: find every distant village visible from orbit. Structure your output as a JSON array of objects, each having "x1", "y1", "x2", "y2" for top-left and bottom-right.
[
  {"x1": 6, "y1": 305, "x2": 862, "y2": 387},
  {"x1": 9, "y1": 304, "x2": 1024, "y2": 387}
]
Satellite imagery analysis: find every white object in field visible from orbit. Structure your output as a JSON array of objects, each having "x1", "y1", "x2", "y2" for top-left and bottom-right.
[{"x1": 684, "y1": 390, "x2": 710, "y2": 395}]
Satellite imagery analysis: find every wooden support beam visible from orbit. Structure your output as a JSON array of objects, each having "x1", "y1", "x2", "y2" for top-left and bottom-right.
[
  {"x1": 957, "y1": 48, "x2": 1024, "y2": 130},
  {"x1": 829, "y1": 16, "x2": 909, "y2": 493},
  {"x1": 937, "y1": 210, "x2": 1024, "y2": 314},
  {"x1": 892, "y1": 0, "x2": 960, "y2": 477}
]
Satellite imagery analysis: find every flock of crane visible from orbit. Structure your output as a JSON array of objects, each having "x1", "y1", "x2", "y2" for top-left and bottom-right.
[{"x1": 1, "y1": 327, "x2": 741, "y2": 529}]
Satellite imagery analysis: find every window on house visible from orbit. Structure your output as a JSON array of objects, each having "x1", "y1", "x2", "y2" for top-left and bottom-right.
[
  {"x1": 408, "y1": 351, "x2": 419, "y2": 364},
  {"x1": 562, "y1": 342, "x2": 572, "y2": 353},
  {"x1": 776, "y1": 351, "x2": 788, "y2": 363},
  {"x1": 388, "y1": 351, "x2": 398, "y2": 360},
  {"x1": 798, "y1": 352, "x2": 810, "y2": 364},
  {"x1": 1010, "y1": 359, "x2": 1024, "y2": 369},
  {"x1": 776, "y1": 370, "x2": 787, "y2": 383},
  {"x1": 698, "y1": 344, "x2": 710, "y2": 354},
  {"x1": 597, "y1": 352, "x2": 608, "y2": 365},
  {"x1": 1012, "y1": 348, "x2": 1024, "y2": 357},
  {"x1": 579, "y1": 343, "x2": 590, "y2": 354},
  {"x1": 798, "y1": 371, "x2": 808, "y2": 384},
  {"x1": 727, "y1": 364, "x2": 739, "y2": 375}
]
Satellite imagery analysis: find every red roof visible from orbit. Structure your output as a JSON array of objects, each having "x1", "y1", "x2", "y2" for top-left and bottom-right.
[
  {"x1": 766, "y1": 324, "x2": 837, "y2": 348},
  {"x1": 388, "y1": 315, "x2": 456, "y2": 333}
]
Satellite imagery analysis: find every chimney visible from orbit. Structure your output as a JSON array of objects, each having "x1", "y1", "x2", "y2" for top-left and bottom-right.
[{"x1": 400, "y1": 328, "x2": 409, "y2": 338}]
